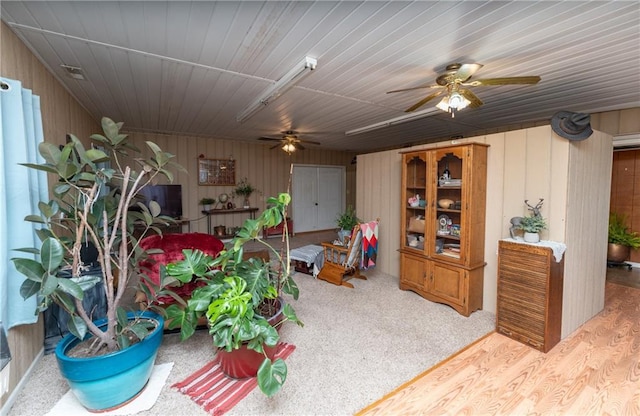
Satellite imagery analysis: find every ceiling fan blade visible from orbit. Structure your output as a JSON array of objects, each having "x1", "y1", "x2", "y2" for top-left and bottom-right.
[
  {"x1": 453, "y1": 63, "x2": 483, "y2": 82},
  {"x1": 405, "y1": 89, "x2": 446, "y2": 112},
  {"x1": 387, "y1": 84, "x2": 441, "y2": 94},
  {"x1": 459, "y1": 89, "x2": 484, "y2": 108},
  {"x1": 259, "y1": 137, "x2": 282, "y2": 142},
  {"x1": 463, "y1": 76, "x2": 541, "y2": 86},
  {"x1": 270, "y1": 143, "x2": 282, "y2": 150},
  {"x1": 298, "y1": 139, "x2": 321, "y2": 145},
  {"x1": 294, "y1": 142, "x2": 306, "y2": 150}
]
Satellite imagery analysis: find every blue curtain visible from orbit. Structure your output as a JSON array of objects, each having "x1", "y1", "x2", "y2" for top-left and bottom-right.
[{"x1": 0, "y1": 77, "x2": 48, "y2": 329}]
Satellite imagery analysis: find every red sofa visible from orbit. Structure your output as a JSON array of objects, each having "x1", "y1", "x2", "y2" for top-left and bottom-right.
[{"x1": 137, "y1": 232, "x2": 224, "y2": 305}]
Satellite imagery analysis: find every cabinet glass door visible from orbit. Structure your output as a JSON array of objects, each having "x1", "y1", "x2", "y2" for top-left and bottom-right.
[
  {"x1": 432, "y1": 149, "x2": 464, "y2": 262},
  {"x1": 403, "y1": 154, "x2": 427, "y2": 252}
]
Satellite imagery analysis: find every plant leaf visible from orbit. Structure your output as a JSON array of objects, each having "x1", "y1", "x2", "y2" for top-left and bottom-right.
[
  {"x1": 41, "y1": 238, "x2": 64, "y2": 273},
  {"x1": 257, "y1": 358, "x2": 287, "y2": 397},
  {"x1": 57, "y1": 277, "x2": 84, "y2": 299},
  {"x1": 68, "y1": 315, "x2": 87, "y2": 340}
]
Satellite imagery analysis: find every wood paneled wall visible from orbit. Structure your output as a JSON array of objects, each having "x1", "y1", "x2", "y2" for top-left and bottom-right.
[
  {"x1": 563, "y1": 130, "x2": 612, "y2": 336},
  {"x1": 356, "y1": 125, "x2": 615, "y2": 339},
  {"x1": 610, "y1": 150, "x2": 640, "y2": 263},
  {"x1": 124, "y1": 131, "x2": 356, "y2": 234},
  {"x1": 600, "y1": 107, "x2": 640, "y2": 264},
  {"x1": 1, "y1": 21, "x2": 100, "y2": 410}
]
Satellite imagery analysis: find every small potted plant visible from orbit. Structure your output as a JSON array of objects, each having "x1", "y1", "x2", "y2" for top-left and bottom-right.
[
  {"x1": 518, "y1": 215, "x2": 547, "y2": 243},
  {"x1": 233, "y1": 177, "x2": 260, "y2": 208},
  {"x1": 200, "y1": 197, "x2": 216, "y2": 211},
  {"x1": 164, "y1": 193, "x2": 303, "y2": 397},
  {"x1": 608, "y1": 212, "x2": 640, "y2": 263},
  {"x1": 336, "y1": 206, "x2": 359, "y2": 244}
]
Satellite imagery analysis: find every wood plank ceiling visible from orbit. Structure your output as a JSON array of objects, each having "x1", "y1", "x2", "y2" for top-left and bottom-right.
[{"x1": 2, "y1": 1, "x2": 639, "y2": 152}]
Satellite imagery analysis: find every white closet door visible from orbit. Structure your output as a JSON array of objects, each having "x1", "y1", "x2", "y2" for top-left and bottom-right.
[
  {"x1": 292, "y1": 165, "x2": 344, "y2": 233},
  {"x1": 292, "y1": 166, "x2": 319, "y2": 232},
  {"x1": 316, "y1": 167, "x2": 344, "y2": 230}
]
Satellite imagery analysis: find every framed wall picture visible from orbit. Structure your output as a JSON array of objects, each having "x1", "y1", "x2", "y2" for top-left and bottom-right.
[{"x1": 198, "y1": 158, "x2": 235, "y2": 186}]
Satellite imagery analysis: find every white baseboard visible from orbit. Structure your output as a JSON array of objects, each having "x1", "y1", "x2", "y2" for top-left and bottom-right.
[{"x1": 0, "y1": 348, "x2": 44, "y2": 416}]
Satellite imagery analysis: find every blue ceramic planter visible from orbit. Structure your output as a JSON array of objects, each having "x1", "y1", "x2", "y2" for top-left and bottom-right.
[{"x1": 55, "y1": 311, "x2": 164, "y2": 411}]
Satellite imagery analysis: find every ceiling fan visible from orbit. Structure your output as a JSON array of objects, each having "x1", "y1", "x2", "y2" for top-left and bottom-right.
[
  {"x1": 387, "y1": 63, "x2": 541, "y2": 117},
  {"x1": 258, "y1": 131, "x2": 321, "y2": 154}
]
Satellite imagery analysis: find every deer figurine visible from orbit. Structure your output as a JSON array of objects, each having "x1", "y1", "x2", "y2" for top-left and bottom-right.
[{"x1": 509, "y1": 198, "x2": 544, "y2": 238}]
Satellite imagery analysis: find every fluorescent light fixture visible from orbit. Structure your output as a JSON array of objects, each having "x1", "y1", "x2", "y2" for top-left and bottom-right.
[
  {"x1": 345, "y1": 107, "x2": 441, "y2": 136},
  {"x1": 237, "y1": 56, "x2": 317, "y2": 123}
]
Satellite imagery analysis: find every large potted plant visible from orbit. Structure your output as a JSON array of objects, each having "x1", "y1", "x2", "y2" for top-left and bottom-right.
[
  {"x1": 11, "y1": 117, "x2": 184, "y2": 411},
  {"x1": 336, "y1": 206, "x2": 359, "y2": 244},
  {"x1": 608, "y1": 212, "x2": 640, "y2": 263},
  {"x1": 164, "y1": 193, "x2": 303, "y2": 397}
]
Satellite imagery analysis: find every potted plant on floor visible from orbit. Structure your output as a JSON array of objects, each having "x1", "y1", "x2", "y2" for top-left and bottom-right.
[
  {"x1": 336, "y1": 206, "x2": 359, "y2": 244},
  {"x1": 11, "y1": 117, "x2": 184, "y2": 411},
  {"x1": 607, "y1": 212, "x2": 640, "y2": 263},
  {"x1": 233, "y1": 177, "x2": 260, "y2": 208},
  {"x1": 164, "y1": 193, "x2": 303, "y2": 397},
  {"x1": 518, "y1": 214, "x2": 547, "y2": 243}
]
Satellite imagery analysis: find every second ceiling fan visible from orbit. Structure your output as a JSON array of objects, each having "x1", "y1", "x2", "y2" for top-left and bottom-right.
[
  {"x1": 258, "y1": 131, "x2": 321, "y2": 154},
  {"x1": 387, "y1": 63, "x2": 541, "y2": 117}
]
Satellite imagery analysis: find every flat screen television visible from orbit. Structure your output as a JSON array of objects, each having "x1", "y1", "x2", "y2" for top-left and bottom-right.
[{"x1": 138, "y1": 184, "x2": 183, "y2": 219}]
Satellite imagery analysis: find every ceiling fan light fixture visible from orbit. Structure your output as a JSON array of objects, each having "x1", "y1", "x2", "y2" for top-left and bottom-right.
[
  {"x1": 282, "y1": 142, "x2": 296, "y2": 154},
  {"x1": 237, "y1": 56, "x2": 318, "y2": 123},
  {"x1": 436, "y1": 92, "x2": 470, "y2": 118}
]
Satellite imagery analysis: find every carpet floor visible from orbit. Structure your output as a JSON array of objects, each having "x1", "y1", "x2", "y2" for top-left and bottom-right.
[{"x1": 7, "y1": 267, "x2": 495, "y2": 416}]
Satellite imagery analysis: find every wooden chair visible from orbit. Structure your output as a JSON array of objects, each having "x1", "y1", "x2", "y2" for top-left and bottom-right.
[{"x1": 317, "y1": 224, "x2": 366, "y2": 288}]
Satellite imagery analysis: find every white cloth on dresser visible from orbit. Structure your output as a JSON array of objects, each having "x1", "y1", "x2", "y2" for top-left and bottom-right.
[{"x1": 502, "y1": 238, "x2": 567, "y2": 263}]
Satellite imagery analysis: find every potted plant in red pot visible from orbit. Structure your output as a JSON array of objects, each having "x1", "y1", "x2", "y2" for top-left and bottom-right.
[
  {"x1": 164, "y1": 193, "x2": 303, "y2": 397},
  {"x1": 11, "y1": 117, "x2": 184, "y2": 411}
]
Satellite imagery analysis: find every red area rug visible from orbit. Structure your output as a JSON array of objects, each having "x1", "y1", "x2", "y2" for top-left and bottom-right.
[{"x1": 172, "y1": 343, "x2": 296, "y2": 416}]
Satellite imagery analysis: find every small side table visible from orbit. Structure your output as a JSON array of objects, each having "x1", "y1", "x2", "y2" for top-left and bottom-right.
[{"x1": 289, "y1": 245, "x2": 323, "y2": 276}]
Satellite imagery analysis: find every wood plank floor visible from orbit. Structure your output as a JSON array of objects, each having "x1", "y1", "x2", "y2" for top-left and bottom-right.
[{"x1": 358, "y1": 281, "x2": 640, "y2": 415}]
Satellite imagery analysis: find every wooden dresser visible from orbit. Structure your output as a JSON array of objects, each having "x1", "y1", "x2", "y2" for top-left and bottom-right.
[{"x1": 497, "y1": 240, "x2": 564, "y2": 352}]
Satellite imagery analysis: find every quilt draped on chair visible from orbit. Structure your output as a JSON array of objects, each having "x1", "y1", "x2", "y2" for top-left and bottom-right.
[{"x1": 360, "y1": 220, "x2": 379, "y2": 270}]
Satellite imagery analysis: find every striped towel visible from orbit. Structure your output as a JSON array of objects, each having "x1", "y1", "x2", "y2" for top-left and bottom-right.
[
  {"x1": 172, "y1": 343, "x2": 295, "y2": 416},
  {"x1": 360, "y1": 220, "x2": 379, "y2": 270}
]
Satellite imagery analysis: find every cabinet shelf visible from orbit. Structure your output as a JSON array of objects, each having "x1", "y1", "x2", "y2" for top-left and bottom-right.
[
  {"x1": 437, "y1": 208, "x2": 461, "y2": 214},
  {"x1": 437, "y1": 235, "x2": 460, "y2": 241}
]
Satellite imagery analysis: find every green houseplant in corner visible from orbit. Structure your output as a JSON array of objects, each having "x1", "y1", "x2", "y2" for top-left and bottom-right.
[
  {"x1": 164, "y1": 193, "x2": 303, "y2": 397},
  {"x1": 607, "y1": 212, "x2": 640, "y2": 263},
  {"x1": 11, "y1": 117, "x2": 184, "y2": 411}
]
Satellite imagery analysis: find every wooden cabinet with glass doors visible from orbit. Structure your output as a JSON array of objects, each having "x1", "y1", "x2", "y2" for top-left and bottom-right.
[{"x1": 399, "y1": 143, "x2": 488, "y2": 316}]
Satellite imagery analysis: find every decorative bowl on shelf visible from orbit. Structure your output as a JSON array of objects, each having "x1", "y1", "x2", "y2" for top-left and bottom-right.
[{"x1": 438, "y1": 199, "x2": 454, "y2": 209}]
